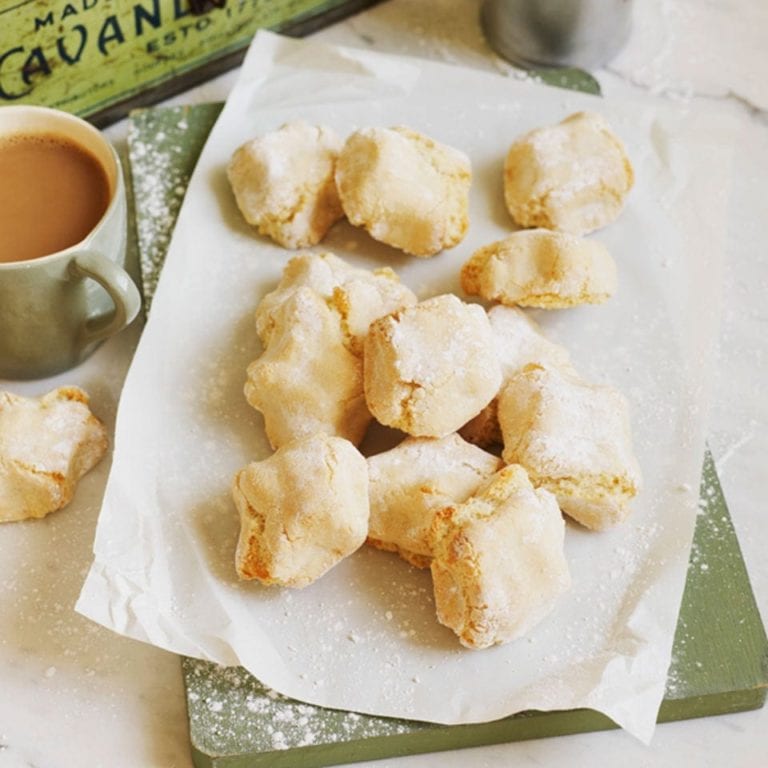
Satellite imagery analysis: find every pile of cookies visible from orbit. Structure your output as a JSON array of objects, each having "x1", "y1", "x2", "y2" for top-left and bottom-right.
[
  {"x1": 228, "y1": 121, "x2": 471, "y2": 257},
  {"x1": 227, "y1": 112, "x2": 640, "y2": 650}
]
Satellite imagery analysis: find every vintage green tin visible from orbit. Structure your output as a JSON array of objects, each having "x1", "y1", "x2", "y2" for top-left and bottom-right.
[{"x1": 0, "y1": 0, "x2": 380, "y2": 124}]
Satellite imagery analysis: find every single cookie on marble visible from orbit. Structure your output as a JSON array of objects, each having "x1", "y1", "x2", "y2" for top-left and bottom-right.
[
  {"x1": 335, "y1": 126, "x2": 471, "y2": 257},
  {"x1": 366, "y1": 434, "x2": 502, "y2": 568},
  {"x1": 461, "y1": 229, "x2": 617, "y2": 309},
  {"x1": 228, "y1": 121, "x2": 344, "y2": 248},
  {"x1": 233, "y1": 434, "x2": 369, "y2": 587},
  {"x1": 429, "y1": 464, "x2": 571, "y2": 649},
  {"x1": 363, "y1": 294, "x2": 502, "y2": 438},
  {"x1": 498, "y1": 364, "x2": 641, "y2": 530},
  {"x1": 0, "y1": 387, "x2": 107, "y2": 523},
  {"x1": 503, "y1": 111, "x2": 634, "y2": 235}
]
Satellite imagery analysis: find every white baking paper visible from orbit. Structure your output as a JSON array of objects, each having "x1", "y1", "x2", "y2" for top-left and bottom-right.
[{"x1": 77, "y1": 31, "x2": 734, "y2": 742}]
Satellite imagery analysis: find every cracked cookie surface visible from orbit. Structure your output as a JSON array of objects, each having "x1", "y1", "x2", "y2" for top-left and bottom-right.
[
  {"x1": 228, "y1": 121, "x2": 344, "y2": 248},
  {"x1": 503, "y1": 111, "x2": 633, "y2": 235},
  {"x1": 233, "y1": 434, "x2": 369, "y2": 587},
  {"x1": 460, "y1": 305, "x2": 575, "y2": 448},
  {"x1": 366, "y1": 434, "x2": 502, "y2": 568},
  {"x1": 429, "y1": 464, "x2": 571, "y2": 649},
  {"x1": 335, "y1": 126, "x2": 471, "y2": 257},
  {"x1": 0, "y1": 387, "x2": 107, "y2": 522},
  {"x1": 363, "y1": 294, "x2": 501, "y2": 437},
  {"x1": 498, "y1": 364, "x2": 641, "y2": 529},
  {"x1": 245, "y1": 287, "x2": 370, "y2": 449},
  {"x1": 461, "y1": 228, "x2": 617, "y2": 309},
  {"x1": 245, "y1": 253, "x2": 416, "y2": 448},
  {"x1": 255, "y1": 252, "x2": 416, "y2": 355}
]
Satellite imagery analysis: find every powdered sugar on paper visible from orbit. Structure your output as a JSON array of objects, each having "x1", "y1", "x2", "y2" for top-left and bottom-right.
[{"x1": 77, "y1": 32, "x2": 732, "y2": 743}]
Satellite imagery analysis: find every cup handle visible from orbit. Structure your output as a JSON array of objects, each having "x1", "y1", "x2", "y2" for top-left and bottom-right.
[{"x1": 69, "y1": 251, "x2": 142, "y2": 345}]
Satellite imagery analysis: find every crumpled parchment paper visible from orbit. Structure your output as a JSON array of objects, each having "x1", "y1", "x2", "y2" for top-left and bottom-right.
[{"x1": 77, "y1": 31, "x2": 734, "y2": 742}]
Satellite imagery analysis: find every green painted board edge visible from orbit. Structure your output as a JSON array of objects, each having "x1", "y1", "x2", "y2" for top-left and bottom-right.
[
  {"x1": 527, "y1": 67, "x2": 602, "y2": 96},
  {"x1": 124, "y1": 103, "x2": 767, "y2": 768},
  {"x1": 179, "y1": 454, "x2": 767, "y2": 768}
]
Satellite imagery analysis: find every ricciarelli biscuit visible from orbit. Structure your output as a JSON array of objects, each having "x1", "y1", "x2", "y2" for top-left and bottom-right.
[
  {"x1": 0, "y1": 387, "x2": 107, "y2": 523},
  {"x1": 429, "y1": 464, "x2": 571, "y2": 649},
  {"x1": 228, "y1": 121, "x2": 344, "y2": 248},
  {"x1": 233, "y1": 434, "x2": 369, "y2": 587},
  {"x1": 460, "y1": 305, "x2": 574, "y2": 447},
  {"x1": 504, "y1": 111, "x2": 634, "y2": 235},
  {"x1": 487, "y1": 306, "x2": 573, "y2": 378},
  {"x1": 255, "y1": 252, "x2": 416, "y2": 354},
  {"x1": 245, "y1": 254, "x2": 417, "y2": 447},
  {"x1": 461, "y1": 229, "x2": 617, "y2": 308},
  {"x1": 498, "y1": 364, "x2": 641, "y2": 530},
  {"x1": 245, "y1": 287, "x2": 370, "y2": 449},
  {"x1": 367, "y1": 434, "x2": 502, "y2": 568},
  {"x1": 335, "y1": 126, "x2": 471, "y2": 257},
  {"x1": 363, "y1": 294, "x2": 502, "y2": 437}
]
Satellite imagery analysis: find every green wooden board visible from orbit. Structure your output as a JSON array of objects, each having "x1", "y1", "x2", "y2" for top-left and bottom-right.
[{"x1": 125, "y1": 103, "x2": 768, "y2": 768}]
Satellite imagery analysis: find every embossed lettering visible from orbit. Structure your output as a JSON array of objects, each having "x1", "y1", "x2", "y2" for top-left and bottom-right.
[
  {"x1": 97, "y1": 16, "x2": 126, "y2": 55},
  {"x1": 134, "y1": 0, "x2": 162, "y2": 36},
  {"x1": 21, "y1": 48, "x2": 51, "y2": 87},
  {"x1": 0, "y1": 47, "x2": 31, "y2": 99},
  {"x1": 57, "y1": 25, "x2": 88, "y2": 65},
  {"x1": 34, "y1": 12, "x2": 55, "y2": 30},
  {"x1": 173, "y1": 0, "x2": 192, "y2": 20}
]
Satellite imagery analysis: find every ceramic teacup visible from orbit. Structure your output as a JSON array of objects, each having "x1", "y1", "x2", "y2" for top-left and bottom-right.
[{"x1": 0, "y1": 105, "x2": 141, "y2": 380}]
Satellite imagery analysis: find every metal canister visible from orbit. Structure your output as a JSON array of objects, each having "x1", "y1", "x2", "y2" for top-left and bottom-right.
[{"x1": 481, "y1": 0, "x2": 633, "y2": 70}]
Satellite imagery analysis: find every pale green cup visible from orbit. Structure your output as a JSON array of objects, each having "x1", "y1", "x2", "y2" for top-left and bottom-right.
[{"x1": 0, "y1": 105, "x2": 141, "y2": 380}]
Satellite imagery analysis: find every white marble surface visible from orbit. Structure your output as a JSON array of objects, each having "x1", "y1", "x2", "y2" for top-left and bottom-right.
[{"x1": 1, "y1": 1, "x2": 765, "y2": 766}]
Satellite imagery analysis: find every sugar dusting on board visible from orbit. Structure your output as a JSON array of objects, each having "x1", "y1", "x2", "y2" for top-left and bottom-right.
[
  {"x1": 185, "y1": 660, "x2": 414, "y2": 754},
  {"x1": 127, "y1": 104, "x2": 223, "y2": 311},
  {"x1": 182, "y1": 454, "x2": 732, "y2": 759},
  {"x1": 663, "y1": 455, "x2": 738, "y2": 701}
]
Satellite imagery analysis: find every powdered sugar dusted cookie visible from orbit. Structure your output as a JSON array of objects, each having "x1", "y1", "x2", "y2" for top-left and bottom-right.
[
  {"x1": 487, "y1": 305, "x2": 574, "y2": 380},
  {"x1": 228, "y1": 121, "x2": 344, "y2": 248},
  {"x1": 461, "y1": 229, "x2": 617, "y2": 308},
  {"x1": 460, "y1": 305, "x2": 574, "y2": 447},
  {"x1": 498, "y1": 364, "x2": 641, "y2": 529},
  {"x1": 364, "y1": 295, "x2": 502, "y2": 437},
  {"x1": 429, "y1": 464, "x2": 571, "y2": 649},
  {"x1": 367, "y1": 434, "x2": 502, "y2": 568},
  {"x1": 336, "y1": 126, "x2": 471, "y2": 257},
  {"x1": 255, "y1": 252, "x2": 416, "y2": 354},
  {"x1": 245, "y1": 287, "x2": 370, "y2": 449},
  {"x1": 0, "y1": 387, "x2": 107, "y2": 523},
  {"x1": 233, "y1": 434, "x2": 369, "y2": 587},
  {"x1": 504, "y1": 111, "x2": 634, "y2": 235}
]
